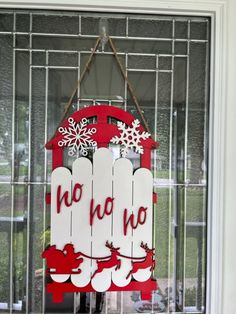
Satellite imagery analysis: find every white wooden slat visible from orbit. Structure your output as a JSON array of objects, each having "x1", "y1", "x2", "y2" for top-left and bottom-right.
[
  {"x1": 51, "y1": 166, "x2": 72, "y2": 283},
  {"x1": 91, "y1": 148, "x2": 113, "y2": 292},
  {"x1": 51, "y1": 167, "x2": 72, "y2": 246},
  {"x1": 132, "y1": 168, "x2": 153, "y2": 282},
  {"x1": 71, "y1": 157, "x2": 93, "y2": 287},
  {"x1": 112, "y1": 158, "x2": 133, "y2": 287}
]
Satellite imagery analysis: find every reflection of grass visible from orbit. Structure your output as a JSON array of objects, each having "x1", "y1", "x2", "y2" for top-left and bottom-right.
[
  {"x1": 153, "y1": 170, "x2": 185, "y2": 180},
  {"x1": 0, "y1": 165, "x2": 11, "y2": 175},
  {"x1": 0, "y1": 184, "x2": 26, "y2": 195},
  {"x1": 0, "y1": 184, "x2": 11, "y2": 194},
  {"x1": 0, "y1": 230, "x2": 26, "y2": 302},
  {"x1": 0, "y1": 184, "x2": 28, "y2": 217},
  {"x1": 154, "y1": 170, "x2": 169, "y2": 178},
  {"x1": 154, "y1": 188, "x2": 206, "y2": 279},
  {"x1": 154, "y1": 189, "x2": 169, "y2": 278},
  {"x1": 0, "y1": 165, "x2": 28, "y2": 176},
  {"x1": 0, "y1": 233, "x2": 10, "y2": 302},
  {"x1": 0, "y1": 185, "x2": 45, "y2": 304}
]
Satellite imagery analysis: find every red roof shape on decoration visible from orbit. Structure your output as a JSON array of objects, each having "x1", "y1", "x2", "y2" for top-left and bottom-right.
[{"x1": 45, "y1": 105, "x2": 159, "y2": 150}]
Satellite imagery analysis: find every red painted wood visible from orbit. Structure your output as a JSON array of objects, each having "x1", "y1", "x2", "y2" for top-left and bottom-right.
[
  {"x1": 45, "y1": 193, "x2": 51, "y2": 205},
  {"x1": 141, "y1": 291, "x2": 152, "y2": 301},
  {"x1": 47, "y1": 278, "x2": 158, "y2": 303},
  {"x1": 52, "y1": 148, "x2": 63, "y2": 169},
  {"x1": 140, "y1": 148, "x2": 151, "y2": 168},
  {"x1": 42, "y1": 244, "x2": 83, "y2": 274},
  {"x1": 45, "y1": 105, "x2": 158, "y2": 171},
  {"x1": 153, "y1": 192, "x2": 158, "y2": 204}
]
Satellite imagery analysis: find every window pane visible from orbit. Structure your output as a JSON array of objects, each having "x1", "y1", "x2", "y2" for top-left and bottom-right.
[
  {"x1": 0, "y1": 35, "x2": 13, "y2": 183},
  {"x1": 15, "y1": 51, "x2": 29, "y2": 183},
  {"x1": 0, "y1": 10, "x2": 209, "y2": 314},
  {"x1": 0, "y1": 184, "x2": 11, "y2": 307}
]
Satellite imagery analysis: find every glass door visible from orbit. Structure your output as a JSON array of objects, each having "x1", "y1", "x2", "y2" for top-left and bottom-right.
[{"x1": 0, "y1": 10, "x2": 209, "y2": 313}]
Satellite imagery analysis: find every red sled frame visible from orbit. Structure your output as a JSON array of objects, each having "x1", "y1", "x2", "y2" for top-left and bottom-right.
[{"x1": 45, "y1": 105, "x2": 159, "y2": 302}]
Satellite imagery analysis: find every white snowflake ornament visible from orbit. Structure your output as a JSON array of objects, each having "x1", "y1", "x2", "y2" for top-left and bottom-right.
[
  {"x1": 111, "y1": 119, "x2": 151, "y2": 157},
  {"x1": 58, "y1": 117, "x2": 97, "y2": 156}
]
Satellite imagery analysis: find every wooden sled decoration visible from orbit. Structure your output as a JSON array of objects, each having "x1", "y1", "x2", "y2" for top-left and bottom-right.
[{"x1": 43, "y1": 104, "x2": 159, "y2": 303}]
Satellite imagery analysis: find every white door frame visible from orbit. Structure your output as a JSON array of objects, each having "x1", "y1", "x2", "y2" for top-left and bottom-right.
[{"x1": 0, "y1": 1, "x2": 227, "y2": 314}]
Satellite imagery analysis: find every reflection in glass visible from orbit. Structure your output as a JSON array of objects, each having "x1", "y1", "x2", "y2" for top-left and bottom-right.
[
  {"x1": 0, "y1": 10, "x2": 209, "y2": 314},
  {"x1": 31, "y1": 69, "x2": 46, "y2": 182},
  {"x1": 0, "y1": 185, "x2": 11, "y2": 306},
  {"x1": 0, "y1": 35, "x2": 13, "y2": 183},
  {"x1": 15, "y1": 51, "x2": 29, "y2": 182}
]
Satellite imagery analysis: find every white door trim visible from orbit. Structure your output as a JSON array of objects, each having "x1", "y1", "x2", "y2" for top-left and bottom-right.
[{"x1": 0, "y1": 1, "x2": 227, "y2": 314}]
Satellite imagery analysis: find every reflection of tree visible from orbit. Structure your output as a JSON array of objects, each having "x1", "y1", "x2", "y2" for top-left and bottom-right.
[
  {"x1": 0, "y1": 105, "x2": 12, "y2": 162},
  {"x1": 14, "y1": 102, "x2": 29, "y2": 180},
  {"x1": 16, "y1": 103, "x2": 28, "y2": 143},
  {"x1": 0, "y1": 101, "x2": 29, "y2": 181},
  {"x1": 0, "y1": 35, "x2": 13, "y2": 167}
]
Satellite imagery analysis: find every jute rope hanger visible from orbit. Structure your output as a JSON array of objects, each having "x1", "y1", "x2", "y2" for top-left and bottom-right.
[{"x1": 53, "y1": 35, "x2": 151, "y2": 140}]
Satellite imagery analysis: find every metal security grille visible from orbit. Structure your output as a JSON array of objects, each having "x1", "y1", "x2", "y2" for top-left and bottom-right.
[{"x1": 0, "y1": 10, "x2": 209, "y2": 314}]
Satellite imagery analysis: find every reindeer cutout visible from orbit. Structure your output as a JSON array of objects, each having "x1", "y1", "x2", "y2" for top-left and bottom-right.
[
  {"x1": 126, "y1": 242, "x2": 156, "y2": 280},
  {"x1": 42, "y1": 243, "x2": 84, "y2": 274},
  {"x1": 91, "y1": 241, "x2": 121, "y2": 279}
]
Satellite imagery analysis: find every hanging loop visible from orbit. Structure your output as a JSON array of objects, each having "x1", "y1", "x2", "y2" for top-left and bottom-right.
[
  {"x1": 51, "y1": 36, "x2": 151, "y2": 141},
  {"x1": 99, "y1": 18, "x2": 109, "y2": 51}
]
